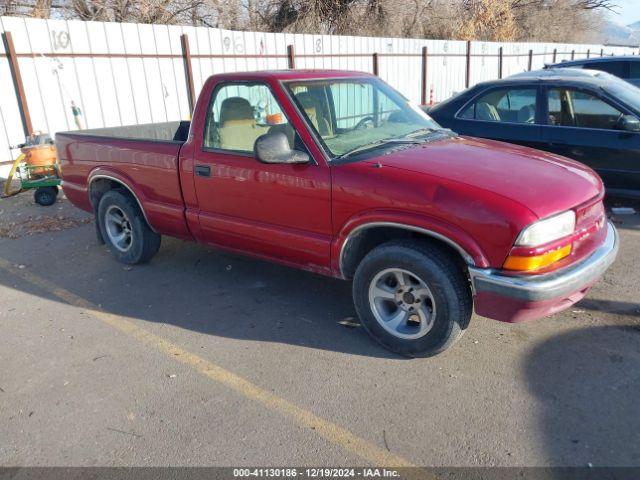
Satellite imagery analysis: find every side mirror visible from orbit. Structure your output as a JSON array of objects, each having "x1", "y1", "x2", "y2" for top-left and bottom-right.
[
  {"x1": 254, "y1": 132, "x2": 310, "y2": 164},
  {"x1": 619, "y1": 114, "x2": 640, "y2": 132}
]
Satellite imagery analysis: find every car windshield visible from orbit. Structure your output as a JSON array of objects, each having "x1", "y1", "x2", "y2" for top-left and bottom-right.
[
  {"x1": 603, "y1": 77, "x2": 640, "y2": 115},
  {"x1": 285, "y1": 77, "x2": 446, "y2": 158}
]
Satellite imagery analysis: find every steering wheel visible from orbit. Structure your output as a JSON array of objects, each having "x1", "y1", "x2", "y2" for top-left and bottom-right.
[{"x1": 354, "y1": 116, "x2": 375, "y2": 130}]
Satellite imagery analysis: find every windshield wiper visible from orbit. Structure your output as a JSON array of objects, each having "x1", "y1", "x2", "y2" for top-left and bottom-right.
[
  {"x1": 337, "y1": 138, "x2": 424, "y2": 159},
  {"x1": 403, "y1": 127, "x2": 452, "y2": 138}
]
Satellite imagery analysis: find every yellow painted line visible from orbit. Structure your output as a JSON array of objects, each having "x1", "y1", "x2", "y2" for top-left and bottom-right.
[{"x1": 0, "y1": 258, "x2": 416, "y2": 468}]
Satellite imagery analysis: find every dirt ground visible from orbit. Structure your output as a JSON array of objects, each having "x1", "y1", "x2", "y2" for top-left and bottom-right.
[{"x1": 0, "y1": 179, "x2": 91, "y2": 239}]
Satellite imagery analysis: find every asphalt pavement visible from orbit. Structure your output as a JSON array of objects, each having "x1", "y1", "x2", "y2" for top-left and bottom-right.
[{"x1": 1, "y1": 193, "x2": 639, "y2": 468}]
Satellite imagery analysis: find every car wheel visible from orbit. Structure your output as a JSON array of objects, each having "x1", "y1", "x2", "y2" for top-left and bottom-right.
[
  {"x1": 97, "y1": 190, "x2": 161, "y2": 264},
  {"x1": 353, "y1": 240, "x2": 472, "y2": 357}
]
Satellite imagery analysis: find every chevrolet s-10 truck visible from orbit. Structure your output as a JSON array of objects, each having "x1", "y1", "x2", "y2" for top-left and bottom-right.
[{"x1": 55, "y1": 70, "x2": 618, "y2": 357}]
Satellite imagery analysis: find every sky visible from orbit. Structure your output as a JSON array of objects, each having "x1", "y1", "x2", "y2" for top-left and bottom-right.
[{"x1": 610, "y1": 0, "x2": 640, "y2": 26}]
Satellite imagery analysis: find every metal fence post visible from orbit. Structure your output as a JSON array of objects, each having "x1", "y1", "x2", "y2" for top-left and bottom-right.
[
  {"x1": 601, "y1": 48, "x2": 604, "y2": 57},
  {"x1": 552, "y1": 48, "x2": 557, "y2": 63},
  {"x1": 372, "y1": 52, "x2": 379, "y2": 76},
  {"x1": 498, "y1": 46, "x2": 503, "y2": 79},
  {"x1": 180, "y1": 34, "x2": 196, "y2": 114},
  {"x1": 2, "y1": 31, "x2": 33, "y2": 137},
  {"x1": 465, "y1": 40, "x2": 471, "y2": 88},
  {"x1": 287, "y1": 45, "x2": 296, "y2": 69},
  {"x1": 586, "y1": 49, "x2": 591, "y2": 58},
  {"x1": 528, "y1": 49, "x2": 533, "y2": 71},
  {"x1": 421, "y1": 47, "x2": 428, "y2": 105},
  {"x1": 571, "y1": 50, "x2": 575, "y2": 60}
]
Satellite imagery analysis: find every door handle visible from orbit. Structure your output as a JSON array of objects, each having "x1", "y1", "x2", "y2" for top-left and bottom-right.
[{"x1": 195, "y1": 165, "x2": 211, "y2": 177}]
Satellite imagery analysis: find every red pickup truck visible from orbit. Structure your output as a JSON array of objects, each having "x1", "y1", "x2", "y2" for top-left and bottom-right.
[{"x1": 56, "y1": 70, "x2": 618, "y2": 357}]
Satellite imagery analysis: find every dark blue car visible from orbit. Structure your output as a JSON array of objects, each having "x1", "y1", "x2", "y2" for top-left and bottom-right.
[
  {"x1": 545, "y1": 56, "x2": 640, "y2": 88},
  {"x1": 427, "y1": 68, "x2": 640, "y2": 198}
]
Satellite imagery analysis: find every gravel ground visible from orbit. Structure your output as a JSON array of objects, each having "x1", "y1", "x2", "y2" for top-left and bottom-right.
[{"x1": 0, "y1": 180, "x2": 91, "y2": 239}]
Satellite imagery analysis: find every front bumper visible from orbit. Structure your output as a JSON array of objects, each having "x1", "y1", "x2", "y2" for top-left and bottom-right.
[{"x1": 469, "y1": 221, "x2": 618, "y2": 322}]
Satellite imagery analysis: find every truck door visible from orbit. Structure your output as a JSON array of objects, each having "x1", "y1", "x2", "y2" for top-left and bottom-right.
[{"x1": 191, "y1": 81, "x2": 332, "y2": 274}]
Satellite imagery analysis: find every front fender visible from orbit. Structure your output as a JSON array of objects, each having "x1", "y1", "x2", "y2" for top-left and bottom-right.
[{"x1": 331, "y1": 210, "x2": 491, "y2": 278}]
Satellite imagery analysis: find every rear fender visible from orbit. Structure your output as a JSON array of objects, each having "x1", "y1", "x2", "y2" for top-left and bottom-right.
[{"x1": 88, "y1": 168, "x2": 155, "y2": 232}]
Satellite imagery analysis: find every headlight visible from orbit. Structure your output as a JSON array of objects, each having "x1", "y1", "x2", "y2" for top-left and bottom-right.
[{"x1": 516, "y1": 210, "x2": 576, "y2": 247}]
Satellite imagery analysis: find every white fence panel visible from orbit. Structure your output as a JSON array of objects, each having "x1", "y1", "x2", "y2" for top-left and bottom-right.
[{"x1": 68, "y1": 19, "x2": 107, "y2": 128}]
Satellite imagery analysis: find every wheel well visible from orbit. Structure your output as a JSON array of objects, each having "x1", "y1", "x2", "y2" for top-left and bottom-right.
[
  {"x1": 90, "y1": 178, "x2": 120, "y2": 209},
  {"x1": 340, "y1": 225, "x2": 471, "y2": 280},
  {"x1": 89, "y1": 177, "x2": 152, "y2": 229}
]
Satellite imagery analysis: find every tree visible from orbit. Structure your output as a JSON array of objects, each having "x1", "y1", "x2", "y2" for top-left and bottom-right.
[
  {"x1": 458, "y1": 0, "x2": 518, "y2": 41},
  {"x1": 0, "y1": 0, "x2": 619, "y2": 44}
]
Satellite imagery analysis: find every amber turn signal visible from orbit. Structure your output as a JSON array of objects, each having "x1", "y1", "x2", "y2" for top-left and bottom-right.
[{"x1": 503, "y1": 244, "x2": 572, "y2": 271}]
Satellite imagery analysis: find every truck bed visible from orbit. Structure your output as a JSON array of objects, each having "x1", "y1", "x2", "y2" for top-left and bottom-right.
[
  {"x1": 65, "y1": 121, "x2": 191, "y2": 143},
  {"x1": 56, "y1": 121, "x2": 192, "y2": 240}
]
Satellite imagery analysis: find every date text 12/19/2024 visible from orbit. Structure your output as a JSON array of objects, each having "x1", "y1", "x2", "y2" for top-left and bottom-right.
[{"x1": 233, "y1": 468, "x2": 402, "y2": 478}]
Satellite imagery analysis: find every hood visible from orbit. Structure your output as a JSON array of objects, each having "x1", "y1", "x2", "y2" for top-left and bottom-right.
[{"x1": 365, "y1": 136, "x2": 602, "y2": 219}]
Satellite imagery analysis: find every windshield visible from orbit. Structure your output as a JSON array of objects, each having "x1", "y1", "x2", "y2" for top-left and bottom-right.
[
  {"x1": 603, "y1": 77, "x2": 640, "y2": 115},
  {"x1": 285, "y1": 77, "x2": 445, "y2": 158}
]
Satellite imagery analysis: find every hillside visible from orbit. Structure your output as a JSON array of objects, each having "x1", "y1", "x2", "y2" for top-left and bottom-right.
[{"x1": 600, "y1": 19, "x2": 640, "y2": 46}]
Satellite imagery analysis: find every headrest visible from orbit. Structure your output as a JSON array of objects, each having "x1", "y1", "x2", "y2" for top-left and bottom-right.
[
  {"x1": 295, "y1": 92, "x2": 317, "y2": 111},
  {"x1": 476, "y1": 102, "x2": 500, "y2": 121},
  {"x1": 220, "y1": 97, "x2": 254, "y2": 123},
  {"x1": 517, "y1": 104, "x2": 535, "y2": 123}
]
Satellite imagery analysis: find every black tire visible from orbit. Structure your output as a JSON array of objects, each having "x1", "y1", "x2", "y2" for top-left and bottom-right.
[
  {"x1": 97, "y1": 190, "x2": 161, "y2": 264},
  {"x1": 353, "y1": 239, "x2": 472, "y2": 357},
  {"x1": 34, "y1": 186, "x2": 58, "y2": 206}
]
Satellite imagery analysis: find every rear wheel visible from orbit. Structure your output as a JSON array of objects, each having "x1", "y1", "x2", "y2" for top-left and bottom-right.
[
  {"x1": 97, "y1": 190, "x2": 161, "y2": 264},
  {"x1": 353, "y1": 240, "x2": 472, "y2": 357}
]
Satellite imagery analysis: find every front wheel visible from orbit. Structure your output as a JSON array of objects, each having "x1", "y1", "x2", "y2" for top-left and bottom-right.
[
  {"x1": 353, "y1": 240, "x2": 472, "y2": 357},
  {"x1": 97, "y1": 190, "x2": 161, "y2": 264}
]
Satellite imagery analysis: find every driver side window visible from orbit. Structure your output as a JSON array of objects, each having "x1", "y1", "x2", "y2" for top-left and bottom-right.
[
  {"x1": 547, "y1": 88, "x2": 624, "y2": 130},
  {"x1": 459, "y1": 88, "x2": 537, "y2": 124},
  {"x1": 204, "y1": 83, "x2": 296, "y2": 153}
]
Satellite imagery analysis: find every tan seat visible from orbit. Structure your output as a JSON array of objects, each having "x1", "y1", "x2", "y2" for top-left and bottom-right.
[
  {"x1": 476, "y1": 102, "x2": 501, "y2": 122},
  {"x1": 218, "y1": 97, "x2": 268, "y2": 151},
  {"x1": 296, "y1": 92, "x2": 332, "y2": 137}
]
